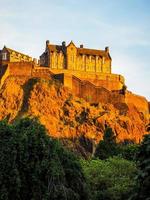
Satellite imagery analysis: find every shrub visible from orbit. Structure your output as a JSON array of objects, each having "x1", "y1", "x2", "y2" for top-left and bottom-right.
[
  {"x1": 81, "y1": 157, "x2": 137, "y2": 200},
  {"x1": 131, "y1": 134, "x2": 150, "y2": 200},
  {"x1": 95, "y1": 127, "x2": 118, "y2": 159},
  {"x1": 0, "y1": 118, "x2": 88, "y2": 200}
]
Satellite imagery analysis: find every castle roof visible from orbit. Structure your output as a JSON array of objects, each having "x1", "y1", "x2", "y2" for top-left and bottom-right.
[
  {"x1": 47, "y1": 45, "x2": 64, "y2": 53},
  {"x1": 77, "y1": 48, "x2": 110, "y2": 59},
  {"x1": 3, "y1": 46, "x2": 32, "y2": 58},
  {"x1": 47, "y1": 43, "x2": 111, "y2": 59}
]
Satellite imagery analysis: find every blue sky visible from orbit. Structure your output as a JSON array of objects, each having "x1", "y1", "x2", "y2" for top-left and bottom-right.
[{"x1": 0, "y1": 0, "x2": 150, "y2": 99}]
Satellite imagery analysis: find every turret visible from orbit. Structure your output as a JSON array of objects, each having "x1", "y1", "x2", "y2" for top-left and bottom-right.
[
  {"x1": 46, "y1": 40, "x2": 50, "y2": 47},
  {"x1": 105, "y1": 46, "x2": 109, "y2": 53}
]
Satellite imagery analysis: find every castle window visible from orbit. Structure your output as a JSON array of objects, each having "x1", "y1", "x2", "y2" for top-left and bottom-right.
[
  {"x1": 89, "y1": 56, "x2": 91, "y2": 62},
  {"x1": 2, "y1": 52, "x2": 7, "y2": 60}
]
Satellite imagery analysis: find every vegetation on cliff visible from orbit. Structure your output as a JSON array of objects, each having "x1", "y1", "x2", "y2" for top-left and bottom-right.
[
  {"x1": 0, "y1": 118, "x2": 88, "y2": 200},
  {"x1": 0, "y1": 118, "x2": 150, "y2": 200},
  {"x1": 131, "y1": 134, "x2": 150, "y2": 200},
  {"x1": 81, "y1": 157, "x2": 137, "y2": 200}
]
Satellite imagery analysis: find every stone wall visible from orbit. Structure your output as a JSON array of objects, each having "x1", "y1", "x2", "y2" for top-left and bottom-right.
[
  {"x1": 72, "y1": 76, "x2": 125, "y2": 104},
  {"x1": 0, "y1": 65, "x2": 10, "y2": 87},
  {"x1": 0, "y1": 62, "x2": 33, "y2": 88},
  {"x1": 32, "y1": 66, "x2": 52, "y2": 79},
  {"x1": 50, "y1": 69, "x2": 124, "y2": 91},
  {"x1": 50, "y1": 69, "x2": 124, "y2": 89},
  {"x1": 8, "y1": 62, "x2": 33, "y2": 76},
  {"x1": 0, "y1": 62, "x2": 149, "y2": 121}
]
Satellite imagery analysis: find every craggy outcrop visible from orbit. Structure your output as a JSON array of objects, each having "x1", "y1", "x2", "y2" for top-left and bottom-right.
[{"x1": 0, "y1": 76, "x2": 149, "y2": 156}]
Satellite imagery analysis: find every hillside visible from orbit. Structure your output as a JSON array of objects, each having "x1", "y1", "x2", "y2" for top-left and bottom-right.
[{"x1": 0, "y1": 75, "x2": 149, "y2": 156}]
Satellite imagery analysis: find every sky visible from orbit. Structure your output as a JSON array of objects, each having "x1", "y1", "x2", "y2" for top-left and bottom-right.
[{"x1": 0, "y1": 0, "x2": 150, "y2": 100}]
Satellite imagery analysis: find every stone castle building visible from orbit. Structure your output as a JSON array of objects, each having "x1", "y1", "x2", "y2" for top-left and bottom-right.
[
  {"x1": 0, "y1": 46, "x2": 32, "y2": 65},
  {"x1": 0, "y1": 41, "x2": 149, "y2": 119},
  {"x1": 0, "y1": 41, "x2": 125, "y2": 103},
  {"x1": 39, "y1": 41, "x2": 124, "y2": 92},
  {"x1": 40, "y1": 40, "x2": 111, "y2": 73}
]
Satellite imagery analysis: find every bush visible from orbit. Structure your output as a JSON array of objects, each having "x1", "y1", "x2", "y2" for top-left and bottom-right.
[
  {"x1": 0, "y1": 118, "x2": 88, "y2": 200},
  {"x1": 95, "y1": 127, "x2": 119, "y2": 159},
  {"x1": 81, "y1": 157, "x2": 137, "y2": 200},
  {"x1": 118, "y1": 143, "x2": 139, "y2": 161},
  {"x1": 131, "y1": 134, "x2": 150, "y2": 200}
]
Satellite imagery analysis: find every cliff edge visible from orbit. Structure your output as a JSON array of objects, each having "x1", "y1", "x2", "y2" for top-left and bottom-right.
[{"x1": 0, "y1": 75, "x2": 149, "y2": 155}]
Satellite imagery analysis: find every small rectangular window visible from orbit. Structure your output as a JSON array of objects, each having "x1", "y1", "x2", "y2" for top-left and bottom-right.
[{"x1": 2, "y1": 52, "x2": 7, "y2": 60}]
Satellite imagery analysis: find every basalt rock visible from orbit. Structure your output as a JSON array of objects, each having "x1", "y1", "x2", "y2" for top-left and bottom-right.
[{"x1": 0, "y1": 76, "x2": 149, "y2": 156}]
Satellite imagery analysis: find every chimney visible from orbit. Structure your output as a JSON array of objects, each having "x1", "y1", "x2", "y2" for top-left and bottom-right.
[
  {"x1": 105, "y1": 46, "x2": 109, "y2": 53},
  {"x1": 80, "y1": 44, "x2": 84, "y2": 48},
  {"x1": 46, "y1": 40, "x2": 50, "y2": 46},
  {"x1": 62, "y1": 41, "x2": 66, "y2": 47}
]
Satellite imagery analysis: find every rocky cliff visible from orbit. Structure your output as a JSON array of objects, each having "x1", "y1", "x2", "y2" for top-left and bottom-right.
[{"x1": 0, "y1": 75, "x2": 149, "y2": 156}]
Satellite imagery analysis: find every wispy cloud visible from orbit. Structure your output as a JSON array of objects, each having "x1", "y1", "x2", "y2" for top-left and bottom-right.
[{"x1": 0, "y1": 0, "x2": 149, "y2": 99}]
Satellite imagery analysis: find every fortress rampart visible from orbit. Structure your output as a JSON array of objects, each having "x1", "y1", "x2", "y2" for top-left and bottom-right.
[{"x1": 0, "y1": 42, "x2": 149, "y2": 120}]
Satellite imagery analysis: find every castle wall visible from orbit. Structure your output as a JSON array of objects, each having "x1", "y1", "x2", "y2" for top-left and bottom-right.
[
  {"x1": 10, "y1": 53, "x2": 32, "y2": 62},
  {"x1": 50, "y1": 52, "x2": 64, "y2": 69},
  {"x1": 8, "y1": 62, "x2": 33, "y2": 76},
  {"x1": 32, "y1": 66, "x2": 52, "y2": 79},
  {"x1": 72, "y1": 75, "x2": 125, "y2": 104},
  {"x1": 50, "y1": 68, "x2": 124, "y2": 91},
  {"x1": 66, "y1": 43, "x2": 77, "y2": 70},
  {"x1": 0, "y1": 65, "x2": 10, "y2": 87}
]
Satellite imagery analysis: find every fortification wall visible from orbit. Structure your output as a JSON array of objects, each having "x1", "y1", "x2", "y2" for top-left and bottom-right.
[
  {"x1": 50, "y1": 69, "x2": 124, "y2": 91},
  {"x1": 8, "y1": 62, "x2": 33, "y2": 76},
  {"x1": 72, "y1": 76, "x2": 125, "y2": 104},
  {"x1": 0, "y1": 65, "x2": 10, "y2": 87},
  {"x1": 32, "y1": 66, "x2": 52, "y2": 79}
]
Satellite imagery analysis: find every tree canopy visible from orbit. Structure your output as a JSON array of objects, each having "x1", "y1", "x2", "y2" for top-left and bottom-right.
[
  {"x1": 0, "y1": 118, "x2": 88, "y2": 200},
  {"x1": 131, "y1": 134, "x2": 150, "y2": 200}
]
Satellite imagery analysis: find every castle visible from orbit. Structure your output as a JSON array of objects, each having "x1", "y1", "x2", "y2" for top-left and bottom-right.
[
  {"x1": 0, "y1": 41, "x2": 125, "y2": 101},
  {"x1": 0, "y1": 46, "x2": 32, "y2": 64},
  {"x1": 0, "y1": 41, "x2": 149, "y2": 119},
  {"x1": 40, "y1": 40, "x2": 111, "y2": 73}
]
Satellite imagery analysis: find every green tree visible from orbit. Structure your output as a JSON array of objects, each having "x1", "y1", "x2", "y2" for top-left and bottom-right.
[
  {"x1": 131, "y1": 134, "x2": 150, "y2": 200},
  {"x1": 118, "y1": 143, "x2": 139, "y2": 161},
  {"x1": 81, "y1": 157, "x2": 137, "y2": 200},
  {"x1": 95, "y1": 127, "x2": 118, "y2": 159},
  {"x1": 0, "y1": 118, "x2": 88, "y2": 200}
]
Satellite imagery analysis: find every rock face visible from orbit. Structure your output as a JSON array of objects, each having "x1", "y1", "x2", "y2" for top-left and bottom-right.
[{"x1": 0, "y1": 76, "x2": 149, "y2": 156}]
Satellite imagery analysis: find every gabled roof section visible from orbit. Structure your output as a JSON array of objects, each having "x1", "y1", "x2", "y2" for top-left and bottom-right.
[
  {"x1": 3, "y1": 46, "x2": 32, "y2": 58},
  {"x1": 67, "y1": 40, "x2": 76, "y2": 48},
  {"x1": 46, "y1": 41, "x2": 111, "y2": 59},
  {"x1": 77, "y1": 47, "x2": 111, "y2": 59},
  {"x1": 47, "y1": 44, "x2": 65, "y2": 53}
]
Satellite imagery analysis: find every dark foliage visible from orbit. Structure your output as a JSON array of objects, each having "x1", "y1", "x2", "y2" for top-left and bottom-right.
[
  {"x1": 95, "y1": 127, "x2": 118, "y2": 159},
  {"x1": 0, "y1": 118, "x2": 88, "y2": 200},
  {"x1": 131, "y1": 134, "x2": 150, "y2": 200},
  {"x1": 81, "y1": 157, "x2": 137, "y2": 200}
]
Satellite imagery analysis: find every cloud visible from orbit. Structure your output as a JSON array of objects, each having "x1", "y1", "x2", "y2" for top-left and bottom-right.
[{"x1": 0, "y1": 0, "x2": 149, "y2": 100}]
